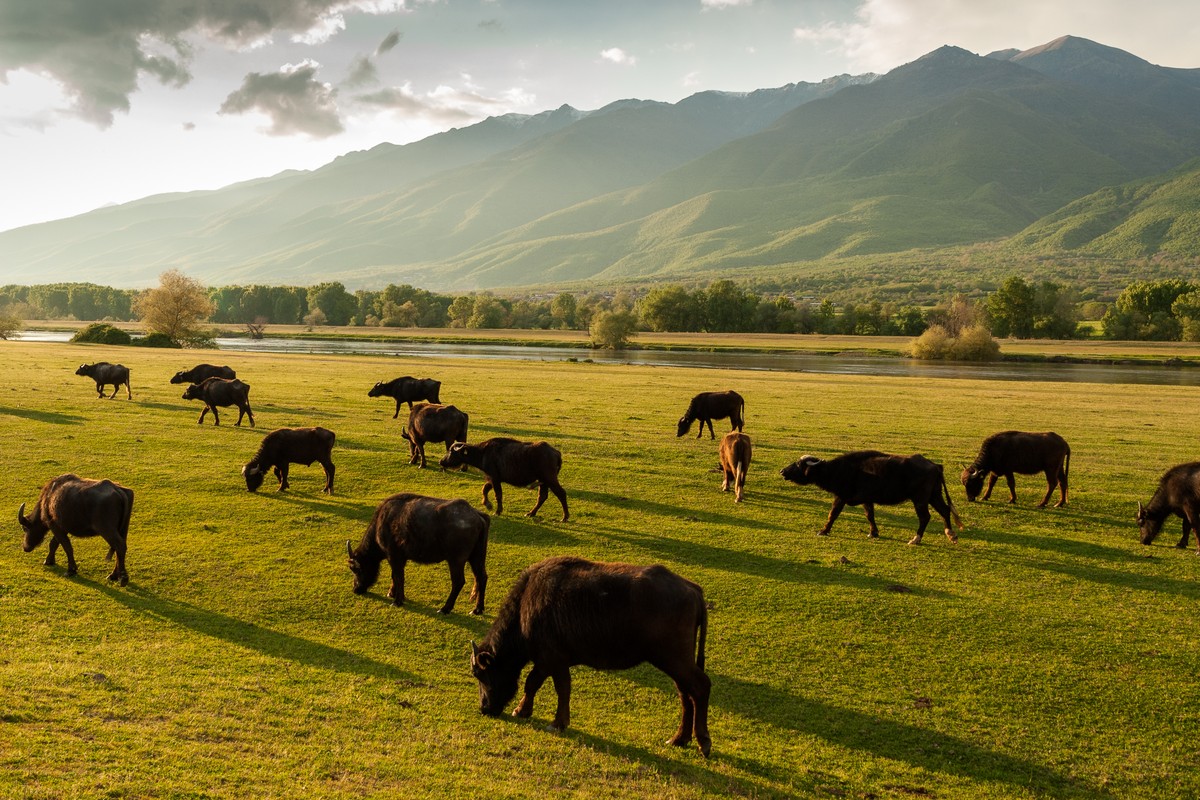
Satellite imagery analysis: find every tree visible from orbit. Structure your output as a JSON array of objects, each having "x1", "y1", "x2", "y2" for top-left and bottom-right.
[
  {"x1": 306, "y1": 282, "x2": 357, "y2": 326},
  {"x1": 1103, "y1": 279, "x2": 1194, "y2": 341},
  {"x1": 703, "y1": 280, "x2": 755, "y2": 332},
  {"x1": 638, "y1": 285, "x2": 702, "y2": 332},
  {"x1": 589, "y1": 310, "x2": 638, "y2": 350},
  {"x1": 987, "y1": 276, "x2": 1036, "y2": 338},
  {"x1": 0, "y1": 313, "x2": 22, "y2": 340},
  {"x1": 134, "y1": 269, "x2": 214, "y2": 344},
  {"x1": 550, "y1": 293, "x2": 578, "y2": 329}
]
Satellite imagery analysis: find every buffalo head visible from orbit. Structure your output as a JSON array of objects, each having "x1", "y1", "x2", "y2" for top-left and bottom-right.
[
  {"x1": 182, "y1": 384, "x2": 203, "y2": 401},
  {"x1": 17, "y1": 502, "x2": 47, "y2": 552},
  {"x1": 242, "y1": 463, "x2": 266, "y2": 492},
  {"x1": 346, "y1": 540, "x2": 380, "y2": 594},
  {"x1": 1137, "y1": 501, "x2": 1164, "y2": 545},
  {"x1": 439, "y1": 442, "x2": 470, "y2": 471},
  {"x1": 471, "y1": 641, "x2": 518, "y2": 717},
  {"x1": 170, "y1": 372, "x2": 187, "y2": 385},
  {"x1": 75, "y1": 364, "x2": 90, "y2": 377},
  {"x1": 961, "y1": 467, "x2": 985, "y2": 502},
  {"x1": 780, "y1": 455, "x2": 822, "y2": 485},
  {"x1": 675, "y1": 416, "x2": 691, "y2": 438},
  {"x1": 367, "y1": 382, "x2": 386, "y2": 398}
]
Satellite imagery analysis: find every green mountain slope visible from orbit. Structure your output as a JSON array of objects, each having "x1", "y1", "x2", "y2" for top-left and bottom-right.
[{"x1": 1008, "y1": 157, "x2": 1200, "y2": 257}]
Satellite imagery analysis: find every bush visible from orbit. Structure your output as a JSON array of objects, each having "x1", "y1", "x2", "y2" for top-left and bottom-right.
[
  {"x1": 907, "y1": 324, "x2": 951, "y2": 359},
  {"x1": 71, "y1": 323, "x2": 132, "y2": 345},
  {"x1": 0, "y1": 314, "x2": 22, "y2": 340},
  {"x1": 132, "y1": 332, "x2": 182, "y2": 348},
  {"x1": 949, "y1": 324, "x2": 1001, "y2": 361}
]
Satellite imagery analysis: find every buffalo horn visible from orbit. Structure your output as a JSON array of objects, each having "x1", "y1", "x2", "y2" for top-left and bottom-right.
[
  {"x1": 1137, "y1": 501, "x2": 1144, "y2": 519},
  {"x1": 346, "y1": 540, "x2": 354, "y2": 558},
  {"x1": 17, "y1": 502, "x2": 28, "y2": 527}
]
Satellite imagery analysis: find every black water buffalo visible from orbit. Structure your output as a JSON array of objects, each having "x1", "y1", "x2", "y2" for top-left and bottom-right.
[
  {"x1": 781, "y1": 451, "x2": 962, "y2": 544},
  {"x1": 170, "y1": 364, "x2": 236, "y2": 385},
  {"x1": 471, "y1": 555, "x2": 711, "y2": 757},
  {"x1": 242, "y1": 427, "x2": 335, "y2": 494},
  {"x1": 347, "y1": 493, "x2": 489, "y2": 614},
  {"x1": 18, "y1": 474, "x2": 133, "y2": 586},
  {"x1": 369, "y1": 377, "x2": 442, "y2": 418},
  {"x1": 75, "y1": 362, "x2": 131, "y2": 399},
  {"x1": 676, "y1": 390, "x2": 744, "y2": 439},
  {"x1": 182, "y1": 377, "x2": 254, "y2": 427},
  {"x1": 440, "y1": 438, "x2": 568, "y2": 521},
  {"x1": 1137, "y1": 461, "x2": 1200, "y2": 553},
  {"x1": 401, "y1": 403, "x2": 469, "y2": 468},
  {"x1": 961, "y1": 430, "x2": 1071, "y2": 507},
  {"x1": 718, "y1": 431, "x2": 752, "y2": 503}
]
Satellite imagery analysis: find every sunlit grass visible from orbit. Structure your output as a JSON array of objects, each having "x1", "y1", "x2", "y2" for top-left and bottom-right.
[{"x1": 1, "y1": 340, "x2": 1198, "y2": 798}]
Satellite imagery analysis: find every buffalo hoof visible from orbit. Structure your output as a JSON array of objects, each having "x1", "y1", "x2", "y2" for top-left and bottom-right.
[
  {"x1": 868, "y1": 532, "x2": 880, "y2": 539},
  {"x1": 667, "y1": 734, "x2": 691, "y2": 748},
  {"x1": 817, "y1": 530, "x2": 829, "y2": 537},
  {"x1": 470, "y1": 607, "x2": 484, "y2": 616},
  {"x1": 907, "y1": 536, "x2": 923, "y2": 546},
  {"x1": 560, "y1": 515, "x2": 570, "y2": 523},
  {"x1": 43, "y1": 556, "x2": 56, "y2": 567},
  {"x1": 545, "y1": 723, "x2": 565, "y2": 733},
  {"x1": 66, "y1": 567, "x2": 78, "y2": 577},
  {"x1": 698, "y1": 739, "x2": 712, "y2": 758}
]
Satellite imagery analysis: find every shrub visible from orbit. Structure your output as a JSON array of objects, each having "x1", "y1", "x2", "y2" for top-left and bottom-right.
[
  {"x1": 0, "y1": 314, "x2": 22, "y2": 340},
  {"x1": 71, "y1": 323, "x2": 132, "y2": 345},
  {"x1": 132, "y1": 332, "x2": 182, "y2": 348},
  {"x1": 907, "y1": 324, "x2": 951, "y2": 359},
  {"x1": 949, "y1": 324, "x2": 1001, "y2": 361}
]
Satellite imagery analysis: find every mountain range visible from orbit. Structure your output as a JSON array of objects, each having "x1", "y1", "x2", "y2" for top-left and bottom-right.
[{"x1": 2, "y1": 35, "x2": 1199, "y2": 291}]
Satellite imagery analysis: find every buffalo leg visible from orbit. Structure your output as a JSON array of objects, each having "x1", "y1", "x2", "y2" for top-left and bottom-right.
[
  {"x1": 721, "y1": 467, "x2": 732, "y2": 492},
  {"x1": 94, "y1": 382, "x2": 104, "y2": 398},
  {"x1": 467, "y1": 554, "x2": 487, "y2": 615},
  {"x1": 528, "y1": 484, "x2": 549, "y2": 517},
  {"x1": 277, "y1": 465, "x2": 290, "y2": 491},
  {"x1": 439, "y1": 560, "x2": 466, "y2": 614},
  {"x1": 108, "y1": 383, "x2": 120, "y2": 399},
  {"x1": 321, "y1": 460, "x2": 335, "y2": 494},
  {"x1": 44, "y1": 536, "x2": 59, "y2": 567},
  {"x1": 482, "y1": 481, "x2": 495, "y2": 511},
  {"x1": 105, "y1": 534, "x2": 128, "y2": 586},
  {"x1": 665, "y1": 666, "x2": 712, "y2": 758},
  {"x1": 705, "y1": 419, "x2": 716, "y2": 440},
  {"x1": 1057, "y1": 467, "x2": 1069, "y2": 508},
  {"x1": 863, "y1": 503, "x2": 880, "y2": 538},
  {"x1": 550, "y1": 483, "x2": 569, "y2": 522},
  {"x1": 909, "y1": 502, "x2": 932, "y2": 545},
  {"x1": 1038, "y1": 471, "x2": 1057, "y2": 507},
  {"x1": 124, "y1": 381, "x2": 131, "y2": 400},
  {"x1": 982, "y1": 474, "x2": 999, "y2": 500},
  {"x1": 393, "y1": 400, "x2": 401, "y2": 419},
  {"x1": 388, "y1": 559, "x2": 406, "y2": 606},
  {"x1": 819, "y1": 499, "x2": 846, "y2": 536},
  {"x1": 549, "y1": 668, "x2": 572, "y2": 731},
  {"x1": 210, "y1": 406, "x2": 221, "y2": 426},
  {"x1": 1184, "y1": 505, "x2": 1200, "y2": 553},
  {"x1": 54, "y1": 533, "x2": 79, "y2": 577},
  {"x1": 930, "y1": 494, "x2": 958, "y2": 543},
  {"x1": 243, "y1": 405, "x2": 255, "y2": 428},
  {"x1": 491, "y1": 482, "x2": 504, "y2": 515},
  {"x1": 197, "y1": 406, "x2": 209, "y2": 424},
  {"x1": 1005, "y1": 474, "x2": 1017, "y2": 503},
  {"x1": 514, "y1": 666, "x2": 549, "y2": 718}
]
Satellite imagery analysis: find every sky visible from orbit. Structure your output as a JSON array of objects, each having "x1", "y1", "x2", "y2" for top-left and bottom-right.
[{"x1": 0, "y1": 0, "x2": 1197, "y2": 235}]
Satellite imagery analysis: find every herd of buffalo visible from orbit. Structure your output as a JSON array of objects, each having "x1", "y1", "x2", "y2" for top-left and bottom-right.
[{"x1": 13, "y1": 359, "x2": 1200, "y2": 758}]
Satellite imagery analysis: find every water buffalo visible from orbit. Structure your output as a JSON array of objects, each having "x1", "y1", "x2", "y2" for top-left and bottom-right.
[
  {"x1": 440, "y1": 438, "x2": 568, "y2": 522},
  {"x1": 1137, "y1": 461, "x2": 1200, "y2": 553},
  {"x1": 470, "y1": 555, "x2": 711, "y2": 756},
  {"x1": 17, "y1": 474, "x2": 133, "y2": 586},
  {"x1": 401, "y1": 403, "x2": 469, "y2": 468},
  {"x1": 369, "y1": 377, "x2": 442, "y2": 418},
  {"x1": 961, "y1": 431, "x2": 1071, "y2": 507},
  {"x1": 719, "y1": 431, "x2": 752, "y2": 503},
  {"x1": 347, "y1": 493, "x2": 489, "y2": 614},
  {"x1": 170, "y1": 364, "x2": 236, "y2": 385},
  {"x1": 75, "y1": 362, "x2": 131, "y2": 399},
  {"x1": 182, "y1": 377, "x2": 254, "y2": 427},
  {"x1": 781, "y1": 450, "x2": 963, "y2": 545},
  {"x1": 243, "y1": 427, "x2": 336, "y2": 494},
  {"x1": 677, "y1": 390, "x2": 744, "y2": 439}
]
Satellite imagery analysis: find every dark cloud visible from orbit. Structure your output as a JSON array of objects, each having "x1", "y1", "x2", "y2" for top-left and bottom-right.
[
  {"x1": 342, "y1": 55, "x2": 379, "y2": 88},
  {"x1": 0, "y1": 1, "x2": 400, "y2": 128},
  {"x1": 376, "y1": 29, "x2": 403, "y2": 55},
  {"x1": 182, "y1": 121, "x2": 196, "y2": 131},
  {"x1": 220, "y1": 60, "x2": 344, "y2": 138}
]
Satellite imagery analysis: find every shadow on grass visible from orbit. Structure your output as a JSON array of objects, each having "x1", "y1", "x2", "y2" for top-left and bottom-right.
[
  {"x1": 707, "y1": 672, "x2": 1098, "y2": 797},
  {"x1": 585, "y1": 521, "x2": 947, "y2": 596},
  {"x1": 572, "y1": 488, "x2": 790, "y2": 533},
  {"x1": 255, "y1": 490, "x2": 376, "y2": 522},
  {"x1": 975, "y1": 529, "x2": 1134, "y2": 562},
  {"x1": 470, "y1": 423, "x2": 598, "y2": 444},
  {"x1": 0, "y1": 406, "x2": 85, "y2": 425},
  {"x1": 89, "y1": 580, "x2": 416, "y2": 682},
  {"x1": 258, "y1": 403, "x2": 348, "y2": 418},
  {"x1": 1019, "y1": 548, "x2": 1200, "y2": 598}
]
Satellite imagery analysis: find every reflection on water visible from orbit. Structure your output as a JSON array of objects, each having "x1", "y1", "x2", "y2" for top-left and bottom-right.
[{"x1": 15, "y1": 329, "x2": 1200, "y2": 386}]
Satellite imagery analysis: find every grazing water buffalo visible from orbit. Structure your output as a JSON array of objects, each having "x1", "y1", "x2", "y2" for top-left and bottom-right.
[
  {"x1": 1137, "y1": 461, "x2": 1200, "y2": 553},
  {"x1": 369, "y1": 377, "x2": 442, "y2": 418},
  {"x1": 18, "y1": 474, "x2": 133, "y2": 586},
  {"x1": 347, "y1": 493, "x2": 489, "y2": 614},
  {"x1": 719, "y1": 431, "x2": 752, "y2": 503},
  {"x1": 182, "y1": 377, "x2": 254, "y2": 427},
  {"x1": 401, "y1": 403, "x2": 469, "y2": 468},
  {"x1": 243, "y1": 427, "x2": 336, "y2": 494},
  {"x1": 676, "y1": 390, "x2": 744, "y2": 439},
  {"x1": 170, "y1": 364, "x2": 236, "y2": 385},
  {"x1": 440, "y1": 438, "x2": 568, "y2": 521},
  {"x1": 781, "y1": 451, "x2": 963, "y2": 545},
  {"x1": 471, "y1": 555, "x2": 711, "y2": 757},
  {"x1": 75, "y1": 362, "x2": 131, "y2": 399},
  {"x1": 961, "y1": 430, "x2": 1071, "y2": 507}
]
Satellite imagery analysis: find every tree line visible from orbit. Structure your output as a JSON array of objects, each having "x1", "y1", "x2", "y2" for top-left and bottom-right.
[{"x1": 4, "y1": 273, "x2": 1200, "y2": 343}]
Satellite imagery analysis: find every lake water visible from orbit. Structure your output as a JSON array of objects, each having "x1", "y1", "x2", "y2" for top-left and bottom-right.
[{"x1": 16, "y1": 329, "x2": 1200, "y2": 386}]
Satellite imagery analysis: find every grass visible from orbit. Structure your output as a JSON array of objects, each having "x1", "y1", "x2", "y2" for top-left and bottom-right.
[{"x1": 2, "y1": 340, "x2": 1199, "y2": 799}]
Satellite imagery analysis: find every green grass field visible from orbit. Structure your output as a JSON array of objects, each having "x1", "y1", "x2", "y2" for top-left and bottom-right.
[{"x1": 2, "y1": 341, "x2": 1198, "y2": 799}]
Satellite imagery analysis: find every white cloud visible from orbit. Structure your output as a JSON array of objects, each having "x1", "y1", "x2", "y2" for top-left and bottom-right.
[
  {"x1": 600, "y1": 47, "x2": 637, "y2": 66},
  {"x1": 355, "y1": 78, "x2": 535, "y2": 125},
  {"x1": 219, "y1": 59, "x2": 344, "y2": 138},
  {"x1": 701, "y1": 0, "x2": 754, "y2": 7}
]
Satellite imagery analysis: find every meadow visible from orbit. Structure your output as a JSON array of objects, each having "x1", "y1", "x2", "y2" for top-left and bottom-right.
[{"x1": 1, "y1": 340, "x2": 1198, "y2": 799}]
